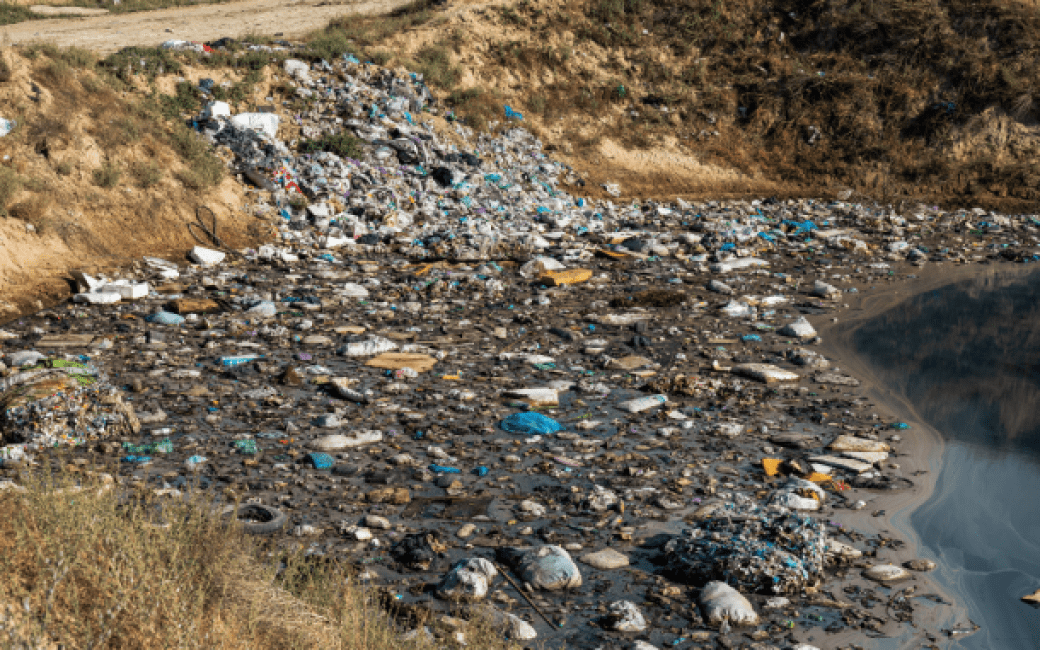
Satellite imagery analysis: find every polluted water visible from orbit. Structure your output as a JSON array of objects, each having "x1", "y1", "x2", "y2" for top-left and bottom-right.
[{"x1": 848, "y1": 269, "x2": 1040, "y2": 649}]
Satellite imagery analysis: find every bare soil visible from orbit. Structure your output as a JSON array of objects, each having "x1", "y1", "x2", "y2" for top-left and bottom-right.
[
  {"x1": 0, "y1": 0, "x2": 414, "y2": 54},
  {"x1": 0, "y1": 47, "x2": 272, "y2": 320}
]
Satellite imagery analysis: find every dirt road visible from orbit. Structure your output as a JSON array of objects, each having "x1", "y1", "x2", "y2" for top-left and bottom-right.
[{"x1": 0, "y1": 0, "x2": 413, "y2": 54}]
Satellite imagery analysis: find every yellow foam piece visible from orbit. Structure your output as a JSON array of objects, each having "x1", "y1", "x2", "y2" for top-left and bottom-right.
[
  {"x1": 539, "y1": 269, "x2": 593, "y2": 286},
  {"x1": 762, "y1": 458, "x2": 782, "y2": 477}
]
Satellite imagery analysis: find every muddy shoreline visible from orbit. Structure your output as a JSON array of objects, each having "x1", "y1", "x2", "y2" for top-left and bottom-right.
[{"x1": 817, "y1": 261, "x2": 1040, "y2": 647}]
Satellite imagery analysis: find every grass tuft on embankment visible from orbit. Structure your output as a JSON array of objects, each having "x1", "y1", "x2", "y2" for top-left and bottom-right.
[{"x1": 0, "y1": 468, "x2": 437, "y2": 649}]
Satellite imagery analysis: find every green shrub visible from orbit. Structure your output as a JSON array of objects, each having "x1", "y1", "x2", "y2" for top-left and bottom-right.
[{"x1": 298, "y1": 132, "x2": 364, "y2": 159}]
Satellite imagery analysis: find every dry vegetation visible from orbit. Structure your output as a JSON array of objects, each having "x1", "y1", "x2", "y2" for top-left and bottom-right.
[
  {"x1": 0, "y1": 0, "x2": 231, "y2": 26},
  {"x1": 0, "y1": 466, "x2": 514, "y2": 649},
  {"x1": 308, "y1": 0, "x2": 1040, "y2": 210},
  {"x1": 0, "y1": 43, "x2": 274, "y2": 318}
]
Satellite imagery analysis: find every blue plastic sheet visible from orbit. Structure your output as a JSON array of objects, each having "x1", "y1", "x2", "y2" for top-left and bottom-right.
[
  {"x1": 500, "y1": 412, "x2": 562, "y2": 435},
  {"x1": 429, "y1": 463, "x2": 461, "y2": 474},
  {"x1": 782, "y1": 220, "x2": 817, "y2": 235}
]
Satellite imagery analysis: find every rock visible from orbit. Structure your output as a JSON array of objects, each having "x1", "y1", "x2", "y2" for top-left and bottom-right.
[
  {"x1": 770, "y1": 432, "x2": 815, "y2": 448},
  {"x1": 707, "y1": 279, "x2": 734, "y2": 295},
  {"x1": 457, "y1": 523, "x2": 477, "y2": 538},
  {"x1": 814, "y1": 372, "x2": 860, "y2": 386},
  {"x1": 732, "y1": 363, "x2": 800, "y2": 383},
  {"x1": 309, "y1": 431, "x2": 383, "y2": 450},
  {"x1": 905, "y1": 559, "x2": 936, "y2": 571},
  {"x1": 363, "y1": 515, "x2": 391, "y2": 529},
  {"x1": 810, "y1": 279, "x2": 840, "y2": 298},
  {"x1": 480, "y1": 605, "x2": 537, "y2": 640},
  {"x1": 825, "y1": 539, "x2": 863, "y2": 559},
  {"x1": 828, "y1": 435, "x2": 891, "y2": 453},
  {"x1": 314, "y1": 414, "x2": 342, "y2": 428},
  {"x1": 366, "y1": 487, "x2": 411, "y2": 505},
  {"x1": 580, "y1": 548, "x2": 630, "y2": 570},
  {"x1": 863, "y1": 564, "x2": 911, "y2": 583},
  {"x1": 779, "y1": 316, "x2": 817, "y2": 338}
]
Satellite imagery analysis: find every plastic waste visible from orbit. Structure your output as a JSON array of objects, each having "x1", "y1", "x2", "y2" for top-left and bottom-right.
[
  {"x1": 500, "y1": 412, "x2": 562, "y2": 435},
  {"x1": 618, "y1": 395, "x2": 667, "y2": 413},
  {"x1": 436, "y1": 558, "x2": 498, "y2": 601},
  {"x1": 699, "y1": 581, "x2": 759, "y2": 626}
]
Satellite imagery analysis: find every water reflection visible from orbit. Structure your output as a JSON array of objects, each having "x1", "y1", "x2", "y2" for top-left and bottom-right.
[
  {"x1": 854, "y1": 271, "x2": 1040, "y2": 461},
  {"x1": 852, "y1": 270, "x2": 1040, "y2": 648}
]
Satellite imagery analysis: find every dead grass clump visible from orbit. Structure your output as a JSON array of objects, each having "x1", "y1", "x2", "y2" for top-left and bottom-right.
[
  {"x1": 93, "y1": 163, "x2": 122, "y2": 188},
  {"x1": 100, "y1": 46, "x2": 184, "y2": 84},
  {"x1": 7, "y1": 195, "x2": 53, "y2": 233},
  {"x1": 310, "y1": 0, "x2": 438, "y2": 60},
  {"x1": 0, "y1": 167, "x2": 21, "y2": 213},
  {"x1": 132, "y1": 161, "x2": 163, "y2": 188},
  {"x1": 413, "y1": 46, "x2": 460, "y2": 89},
  {"x1": 0, "y1": 468, "x2": 449, "y2": 649},
  {"x1": 171, "y1": 125, "x2": 225, "y2": 190}
]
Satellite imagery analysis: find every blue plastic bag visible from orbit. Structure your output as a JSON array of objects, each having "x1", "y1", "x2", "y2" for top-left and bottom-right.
[
  {"x1": 308, "y1": 452, "x2": 335, "y2": 469},
  {"x1": 504, "y1": 105, "x2": 524, "y2": 120},
  {"x1": 429, "y1": 463, "x2": 461, "y2": 474},
  {"x1": 500, "y1": 412, "x2": 562, "y2": 435}
]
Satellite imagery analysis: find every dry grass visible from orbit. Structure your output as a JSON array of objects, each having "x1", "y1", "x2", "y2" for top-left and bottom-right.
[
  {"x1": 0, "y1": 465, "x2": 502, "y2": 650},
  {"x1": 310, "y1": 0, "x2": 1040, "y2": 208},
  {"x1": 305, "y1": 0, "x2": 440, "y2": 61}
]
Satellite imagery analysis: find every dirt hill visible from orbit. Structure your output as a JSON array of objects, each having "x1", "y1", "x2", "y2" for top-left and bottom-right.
[
  {"x1": 0, "y1": 45, "x2": 266, "y2": 317},
  {"x1": 315, "y1": 0, "x2": 1040, "y2": 210},
  {"x1": 1, "y1": 0, "x2": 1040, "y2": 319}
]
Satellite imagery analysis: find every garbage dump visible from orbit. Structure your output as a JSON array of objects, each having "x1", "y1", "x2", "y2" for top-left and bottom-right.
[
  {"x1": 0, "y1": 49, "x2": 1013, "y2": 648},
  {"x1": 663, "y1": 504, "x2": 826, "y2": 594}
]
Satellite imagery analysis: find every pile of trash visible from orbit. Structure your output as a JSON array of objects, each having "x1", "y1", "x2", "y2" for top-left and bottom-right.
[
  {"x1": 0, "y1": 358, "x2": 138, "y2": 448},
  {"x1": 663, "y1": 504, "x2": 826, "y2": 594}
]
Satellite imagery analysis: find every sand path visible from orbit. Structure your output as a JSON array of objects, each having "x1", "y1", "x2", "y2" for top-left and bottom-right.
[{"x1": 0, "y1": 0, "x2": 413, "y2": 54}]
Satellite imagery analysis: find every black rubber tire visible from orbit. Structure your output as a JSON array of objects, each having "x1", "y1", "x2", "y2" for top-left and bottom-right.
[{"x1": 221, "y1": 504, "x2": 287, "y2": 535}]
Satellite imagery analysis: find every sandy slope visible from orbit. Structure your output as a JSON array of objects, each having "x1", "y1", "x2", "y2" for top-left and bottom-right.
[{"x1": 0, "y1": 0, "x2": 414, "y2": 54}]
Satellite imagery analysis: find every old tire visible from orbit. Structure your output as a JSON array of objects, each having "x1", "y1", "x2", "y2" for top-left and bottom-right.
[{"x1": 221, "y1": 504, "x2": 287, "y2": 535}]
